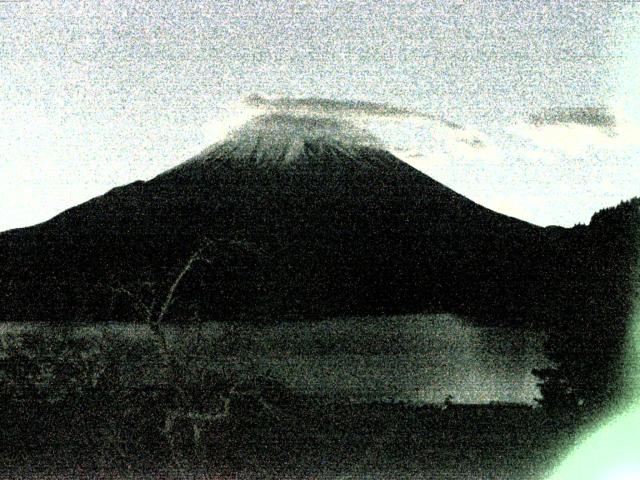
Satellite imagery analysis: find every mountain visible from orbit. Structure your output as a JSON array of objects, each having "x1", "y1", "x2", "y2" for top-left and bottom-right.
[{"x1": 0, "y1": 114, "x2": 637, "y2": 331}]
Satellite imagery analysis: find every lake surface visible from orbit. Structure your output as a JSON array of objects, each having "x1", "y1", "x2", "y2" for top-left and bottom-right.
[{"x1": 0, "y1": 313, "x2": 548, "y2": 404}]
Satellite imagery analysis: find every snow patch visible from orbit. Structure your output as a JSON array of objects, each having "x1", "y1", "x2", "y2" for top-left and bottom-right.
[{"x1": 201, "y1": 113, "x2": 384, "y2": 166}]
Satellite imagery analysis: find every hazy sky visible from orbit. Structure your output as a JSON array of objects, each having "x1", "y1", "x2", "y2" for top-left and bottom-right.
[{"x1": 1, "y1": 0, "x2": 639, "y2": 230}]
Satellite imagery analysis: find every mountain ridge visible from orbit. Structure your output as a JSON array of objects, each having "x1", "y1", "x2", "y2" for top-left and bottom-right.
[{"x1": 0, "y1": 116, "x2": 636, "y2": 337}]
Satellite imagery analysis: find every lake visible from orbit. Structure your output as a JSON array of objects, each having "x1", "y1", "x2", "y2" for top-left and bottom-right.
[{"x1": 0, "y1": 313, "x2": 548, "y2": 404}]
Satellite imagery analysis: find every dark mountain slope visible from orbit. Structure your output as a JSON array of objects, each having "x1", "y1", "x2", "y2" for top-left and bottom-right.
[{"x1": 0, "y1": 115, "x2": 636, "y2": 331}]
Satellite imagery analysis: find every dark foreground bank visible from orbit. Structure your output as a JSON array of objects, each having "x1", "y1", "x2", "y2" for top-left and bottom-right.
[
  {"x1": 1, "y1": 398, "x2": 575, "y2": 480},
  {"x1": 0, "y1": 321, "x2": 601, "y2": 479}
]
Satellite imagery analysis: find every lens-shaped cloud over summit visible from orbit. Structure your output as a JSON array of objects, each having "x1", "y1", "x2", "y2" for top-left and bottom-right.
[
  {"x1": 225, "y1": 95, "x2": 486, "y2": 149},
  {"x1": 244, "y1": 94, "x2": 465, "y2": 130},
  {"x1": 199, "y1": 94, "x2": 489, "y2": 177},
  {"x1": 230, "y1": 113, "x2": 382, "y2": 157},
  {"x1": 195, "y1": 112, "x2": 383, "y2": 167},
  {"x1": 195, "y1": 95, "x2": 639, "y2": 228}
]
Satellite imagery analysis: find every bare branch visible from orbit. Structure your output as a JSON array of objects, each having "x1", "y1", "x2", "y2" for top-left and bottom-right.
[
  {"x1": 153, "y1": 242, "x2": 208, "y2": 325},
  {"x1": 101, "y1": 285, "x2": 153, "y2": 321}
]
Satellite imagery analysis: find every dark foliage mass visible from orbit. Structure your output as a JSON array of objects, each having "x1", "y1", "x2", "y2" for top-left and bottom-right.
[
  {"x1": 0, "y1": 327, "x2": 558, "y2": 478},
  {"x1": 0, "y1": 140, "x2": 638, "y2": 422},
  {"x1": 0, "y1": 326, "x2": 296, "y2": 468},
  {"x1": 535, "y1": 198, "x2": 640, "y2": 418}
]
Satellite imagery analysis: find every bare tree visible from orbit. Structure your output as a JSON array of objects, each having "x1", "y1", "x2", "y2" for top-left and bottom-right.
[{"x1": 104, "y1": 236, "x2": 274, "y2": 457}]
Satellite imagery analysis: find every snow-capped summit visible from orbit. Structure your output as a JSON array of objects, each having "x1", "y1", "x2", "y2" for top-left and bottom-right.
[{"x1": 185, "y1": 113, "x2": 384, "y2": 168}]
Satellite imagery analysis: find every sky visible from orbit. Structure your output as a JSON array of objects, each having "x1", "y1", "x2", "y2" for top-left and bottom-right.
[{"x1": 0, "y1": 1, "x2": 639, "y2": 230}]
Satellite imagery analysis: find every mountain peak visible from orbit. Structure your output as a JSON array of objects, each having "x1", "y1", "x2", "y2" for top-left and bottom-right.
[{"x1": 184, "y1": 113, "x2": 385, "y2": 169}]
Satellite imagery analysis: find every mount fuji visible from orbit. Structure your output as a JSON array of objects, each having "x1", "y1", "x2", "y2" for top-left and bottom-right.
[{"x1": 0, "y1": 114, "x2": 636, "y2": 332}]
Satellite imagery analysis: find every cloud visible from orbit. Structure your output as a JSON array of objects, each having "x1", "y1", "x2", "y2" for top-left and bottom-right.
[
  {"x1": 229, "y1": 112, "x2": 380, "y2": 145},
  {"x1": 457, "y1": 135, "x2": 486, "y2": 149},
  {"x1": 241, "y1": 95, "x2": 489, "y2": 148},
  {"x1": 511, "y1": 105, "x2": 640, "y2": 155},
  {"x1": 220, "y1": 113, "x2": 384, "y2": 164},
  {"x1": 243, "y1": 94, "x2": 464, "y2": 130},
  {"x1": 199, "y1": 95, "x2": 489, "y2": 169},
  {"x1": 529, "y1": 106, "x2": 616, "y2": 128},
  {"x1": 194, "y1": 97, "x2": 640, "y2": 228},
  {"x1": 201, "y1": 102, "x2": 264, "y2": 145}
]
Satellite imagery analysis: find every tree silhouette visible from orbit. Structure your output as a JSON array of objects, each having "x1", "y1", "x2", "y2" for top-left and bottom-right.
[
  {"x1": 98, "y1": 235, "x2": 291, "y2": 457},
  {"x1": 535, "y1": 198, "x2": 640, "y2": 419}
]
